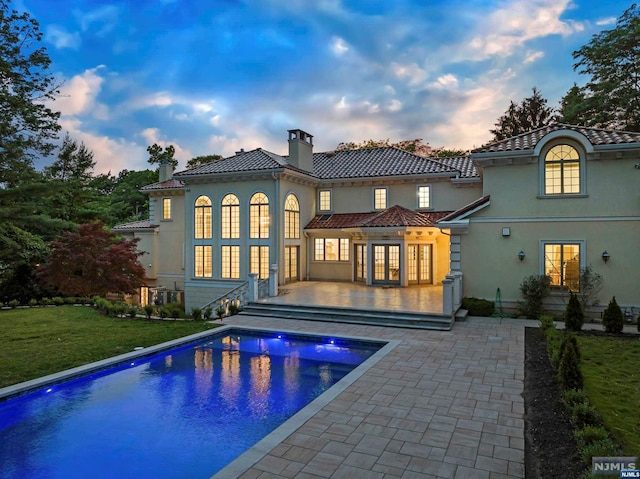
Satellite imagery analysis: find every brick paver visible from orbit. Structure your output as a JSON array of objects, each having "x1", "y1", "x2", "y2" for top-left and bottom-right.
[{"x1": 215, "y1": 315, "x2": 532, "y2": 478}]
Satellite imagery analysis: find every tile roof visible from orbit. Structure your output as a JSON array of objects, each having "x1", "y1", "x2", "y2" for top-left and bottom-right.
[
  {"x1": 140, "y1": 178, "x2": 184, "y2": 191},
  {"x1": 473, "y1": 124, "x2": 640, "y2": 153},
  {"x1": 174, "y1": 146, "x2": 471, "y2": 180},
  {"x1": 112, "y1": 219, "x2": 157, "y2": 230},
  {"x1": 438, "y1": 195, "x2": 491, "y2": 223},
  {"x1": 305, "y1": 205, "x2": 451, "y2": 229}
]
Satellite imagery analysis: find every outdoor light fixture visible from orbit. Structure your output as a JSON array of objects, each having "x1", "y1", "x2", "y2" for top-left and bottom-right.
[
  {"x1": 518, "y1": 250, "x2": 525, "y2": 262},
  {"x1": 602, "y1": 251, "x2": 610, "y2": 263}
]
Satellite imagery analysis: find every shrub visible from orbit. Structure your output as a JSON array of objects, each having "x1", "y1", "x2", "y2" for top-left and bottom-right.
[
  {"x1": 544, "y1": 326, "x2": 563, "y2": 370},
  {"x1": 568, "y1": 400, "x2": 601, "y2": 429},
  {"x1": 64, "y1": 297, "x2": 77, "y2": 305},
  {"x1": 52, "y1": 296, "x2": 65, "y2": 306},
  {"x1": 40, "y1": 297, "x2": 52, "y2": 306},
  {"x1": 158, "y1": 306, "x2": 169, "y2": 319},
  {"x1": 228, "y1": 301, "x2": 240, "y2": 315},
  {"x1": 564, "y1": 292, "x2": 584, "y2": 331},
  {"x1": 461, "y1": 297, "x2": 495, "y2": 316},
  {"x1": 574, "y1": 426, "x2": 609, "y2": 447},
  {"x1": 143, "y1": 304, "x2": 154, "y2": 319},
  {"x1": 216, "y1": 305, "x2": 226, "y2": 320},
  {"x1": 28, "y1": 298, "x2": 38, "y2": 307},
  {"x1": 602, "y1": 296, "x2": 623, "y2": 333},
  {"x1": 578, "y1": 265, "x2": 603, "y2": 312},
  {"x1": 167, "y1": 303, "x2": 183, "y2": 319},
  {"x1": 638, "y1": 315, "x2": 640, "y2": 333},
  {"x1": 518, "y1": 274, "x2": 551, "y2": 319},
  {"x1": 8, "y1": 299, "x2": 20, "y2": 308},
  {"x1": 203, "y1": 307, "x2": 212, "y2": 321},
  {"x1": 127, "y1": 307, "x2": 138, "y2": 318},
  {"x1": 558, "y1": 335, "x2": 583, "y2": 391},
  {"x1": 564, "y1": 388, "x2": 589, "y2": 408},
  {"x1": 191, "y1": 307, "x2": 202, "y2": 321},
  {"x1": 580, "y1": 438, "x2": 619, "y2": 464},
  {"x1": 539, "y1": 314, "x2": 555, "y2": 333}
]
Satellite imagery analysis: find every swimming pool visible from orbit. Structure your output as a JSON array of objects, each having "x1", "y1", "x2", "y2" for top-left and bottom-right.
[{"x1": 0, "y1": 327, "x2": 386, "y2": 479}]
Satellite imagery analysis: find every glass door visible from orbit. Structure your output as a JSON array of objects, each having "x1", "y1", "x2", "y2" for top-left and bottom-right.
[
  {"x1": 373, "y1": 244, "x2": 400, "y2": 284},
  {"x1": 408, "y1": 244, "x2": 432, "y2": 284},
  {"x1": 355, "y1": 244, "x2": 367, "y2": 282},
  {"x1": 284, "y1": 246, "x2": 299, "y2": 282}
]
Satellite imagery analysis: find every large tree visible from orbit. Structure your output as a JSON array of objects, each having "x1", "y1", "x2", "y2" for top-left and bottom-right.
[
  {"x1": 490, "y1": 87, "x2": 556, "y2": 141},
  {"x1": 147, "y1": 143, "x2": 178, "y2": 169},
  {"x1": 0, "y1": 0, "x2": 61, "y2": 187},
  {"x1": 108, "y1": 169, "x2": 158, "y2": 225},
  {"x1": 38, "y1": 222, "x2": 146, "y2": 297},
  {"x1": 559, "y1": 4, "x2": 640, "y2": 131},
  {"x1": 336, "y1": 138, "x2": 433, "y2": 156},
  {"x1": 186, "y1": 154, "x2": 223, "y2": 169}
]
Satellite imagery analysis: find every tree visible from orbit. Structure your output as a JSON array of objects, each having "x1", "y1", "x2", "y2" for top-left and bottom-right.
[
  {"x1": 108, "y1": 169, "x2": 158, "y2": 225},
  {"x1": 602, "y1": 296, "x2": 624, "y2": 333},
  {"x1": 336, "y1": 138, "x2": 433, "y2": 156},
  {"x1": 432, "y1": 147, "x2": 469, "y2": 158},
  {"x1": 186, "y1": 154, "x2": 223, "y2": 169},
  {"x1": 147, "y1": 143, "x2": 178, "y2": 169},
  {"x1": 37, "y1": 221, "x2": 146, "y2": 297},
  {"x1": 564, "y1": 292, "x2": 584, "y2": 331},
  {"x1": 0, "y1": 0, "x2": 61, "y2": 187},
  {"x1": 561, "y1": 5, "x2": 640, "y2": 131},
  {"x1": 44, "y1": 133, "x2": 95, "y2": 183},
  {"x1": 490, "y1": 87, "x2": 556, "y2": 141}
]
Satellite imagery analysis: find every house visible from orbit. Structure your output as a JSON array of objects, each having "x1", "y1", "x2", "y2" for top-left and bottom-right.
[
  {"x1": 438, "y1": 124, "x2": 640, "y2": 315},
  {"x1": 116, "y1": 129, "x2": 481, "y2": 311}
]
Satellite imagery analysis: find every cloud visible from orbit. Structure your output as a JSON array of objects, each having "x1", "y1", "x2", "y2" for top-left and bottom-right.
[
  {"x1": 524, "y1": 50, "x2": 545, "y2": 64},
  {"x1": 331, "y1": 37, "x2": 349, "y2": 55},
  {"x1": 595, "y1": 16, "x2": 617, "y2": 26},
  {"x1": 391, "y1": 62, "x2": 428, "y2": 86},
  {"x1": 140, "y1": 127, "x2": 193, "y2": 167},
  {"x1": 73, "y1": 5, "x2": 120, "y2": 36},
  {"x1": 56, "y1": 66, "x2": 107, "y2": 118},
  {"x1": 45, "y1": 25, "x2": 81, "y2": 49},
  {"x1": 430, "y1": 74, "x2": 459, "y2": 90}
]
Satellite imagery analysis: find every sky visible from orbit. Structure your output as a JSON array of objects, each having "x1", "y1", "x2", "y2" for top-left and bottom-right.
[{"x1": 16, "y1": 0, "x2": 632, "y2": 174}]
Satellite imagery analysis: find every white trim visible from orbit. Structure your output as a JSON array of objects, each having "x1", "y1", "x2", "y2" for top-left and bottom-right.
[
  {"x1": 466, "y1": 216, "x2": 640, "y2": 223},
  {"x1": 416, "y1": 184, "x2": 432, "y2": 209},
  {"x1": 372, "y1": 186, "x2": 388, "y2": 210}
]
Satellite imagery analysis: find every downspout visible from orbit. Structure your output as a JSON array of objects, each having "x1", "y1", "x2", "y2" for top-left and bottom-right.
[
  {"x1": 272, "y1": 173, "x2": 280, "y2": 284},
  {"x1": 303, "y1": 231, "x2": 310, "y2": 280}
]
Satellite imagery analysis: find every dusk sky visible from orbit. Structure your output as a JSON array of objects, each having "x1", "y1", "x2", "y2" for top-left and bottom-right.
[{"x1": 18, "y1": 0, "x2": 632, "y2": 174}]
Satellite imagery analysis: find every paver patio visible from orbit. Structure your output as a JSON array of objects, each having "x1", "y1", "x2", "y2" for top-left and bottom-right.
[{"x1": 217, "y1": 314, "x2": 534, "y2": 479}]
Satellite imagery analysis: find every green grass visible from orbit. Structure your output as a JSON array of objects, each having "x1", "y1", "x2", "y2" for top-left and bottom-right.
[
  {"x1": 0, "y1": 306, "x2": 220, "y2": 389},
  {"x1": 578, "y1": 334, "x2": 640, "y2": 455}
]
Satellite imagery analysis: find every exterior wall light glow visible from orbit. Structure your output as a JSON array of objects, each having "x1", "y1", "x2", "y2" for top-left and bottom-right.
[
  {"x1": 518, "y1": 250, "x2": 525, "y2": 262},
  {"x1": 602, "y1": 251, "x2": 610, "y2": 263}
]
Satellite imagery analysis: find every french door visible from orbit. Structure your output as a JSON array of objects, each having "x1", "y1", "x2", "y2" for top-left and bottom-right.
[
  {"x1": 407, "y1": 244, "x2": 432, "y2": 284},
  {"x1": 354, "y1": 244, "x2": 367, "y2": 282},
  {"x1": 284, "y1": 246, "x2": 299, "y2": 282},
  {"x1": 373, "y1": 244, "x2": 400, "y2": 284}
]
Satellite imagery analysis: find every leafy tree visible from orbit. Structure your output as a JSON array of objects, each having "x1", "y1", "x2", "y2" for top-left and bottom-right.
[
  {"x1": 37, "y1": 221, "x2": 146, "y2": 297},
  {"x1": 432, "y1": 147, "x2": 469, "y2": 158},
  {"x1": 147, "y1": 143, "x2": 178, "y2": 169},
  {"x1": 490, "y1": 87, "x2": 556, "y2": 141},
  {"x1": 108, "y1": 169, "x2": 158, "y2": 225},
  {"x1": 43, "y1": 133, "x2": 95, "y2": 183},
  {"x1": 186, "y1": 154, "x2": 223, "y2": 169},
  {"x1": 0, "y1": 0, "x2": 61, "y2": 187},
  {"x1": 336, "y1": 138, "x2": 433, "y2": 156},
  {"x1": 564, "y1": 292, "x2": 584, "y2": 331},
  {"x1": 602, "y1": 296, "x2": 624, "y2": 333},
  {"x1": 561, "y1": 5, "x2": 640, "y2": 131},
  {"x1": 518, "y1": 274, "x2": 551, "y2": 319}
]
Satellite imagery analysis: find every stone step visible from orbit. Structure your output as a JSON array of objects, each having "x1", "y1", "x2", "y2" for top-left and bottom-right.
[{"x1": 240, "y1": 302, "x2": 454, "y2": 331}]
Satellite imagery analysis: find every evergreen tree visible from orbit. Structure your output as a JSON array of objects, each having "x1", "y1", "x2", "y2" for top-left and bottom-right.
[
  {"x1": 147, "y1": 143, "x2": 178, "y2": 169},
  {"x1": 490, "y1": 87, "x2": 556, "y2": 141},
  {"x1": 186, "y1": 154, "x2": 223, "y2": 169},
  {"x1": 602, "y1": 296, "x2": 624, "y2": 333},
  {"x1": 565, "y1": 292, "x2": 585, "y2": 331},
  {"x1": 558, "y1": 335, "x2": 584, "y2": 390}
]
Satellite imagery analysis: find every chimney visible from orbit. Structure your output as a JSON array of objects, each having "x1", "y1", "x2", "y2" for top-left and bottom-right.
[
  {"x1": 287, "y1": 129, "x2": 314, "y2": 172},
  {"x1": 159, "y1": 158, "x2": 174, "y2": 183}
]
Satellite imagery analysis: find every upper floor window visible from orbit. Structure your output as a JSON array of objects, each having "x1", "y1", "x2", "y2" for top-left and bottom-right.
[
  {"x1": 373, "y1": 187, "x2": 387, "y2": 210},
  {"x1": 544, "y1": 144, "x2": 581, "y2": 195},
  {"x1": 194, "y1": 196, "x2": 212, "y2": 239},
  {"x1": 250, "y1": 192, "x2": 269, "y2": 238},
  {"x1": 543, "y1": 242, "x2": 581, "y2": 292},
  {"x1": 285, "y1": 194, "x2": 300, "y2": 239},
  {"x1": 417, "y1": 185, "x2": 431, "y2": 209},
  {"x1": 162, "y1": 198, "x2": 172, "y2": 220},
  {"x1": 221, "y1": 194, "x2": 240, "y2": 239},
  {"x1": 319, "y1": 190, "x2": 331, "y2": 212}
]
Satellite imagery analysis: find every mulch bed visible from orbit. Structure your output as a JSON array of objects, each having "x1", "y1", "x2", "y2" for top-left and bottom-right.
[{"x1": 524, "y1": 327, "x2": 585, "y2": 478}]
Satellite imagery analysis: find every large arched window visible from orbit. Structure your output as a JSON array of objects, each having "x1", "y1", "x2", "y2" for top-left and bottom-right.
[
  {"x1": 284, "y1": 194, "x2": 300, "y2": 239},
  {"x1": 194, "y1": 195, "x2": 212, "y2": 239},
  {"x1": 221, "y1": 194, "x2": 240, "y2": 239},
  {"x1": 250, "y1": 192, "x2": 269, "y2": 238},
  {"x1": 544, "y1": 144, "x2": 581, "y2": 195}
]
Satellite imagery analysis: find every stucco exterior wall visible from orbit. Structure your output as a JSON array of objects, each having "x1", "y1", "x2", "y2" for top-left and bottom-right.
[{"x1": 149, "y1": 192, "x2": 185, "y2": 291}]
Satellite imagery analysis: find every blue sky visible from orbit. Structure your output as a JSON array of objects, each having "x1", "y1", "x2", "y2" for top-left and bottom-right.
[{"x1": 18, "y1": 0, "x2": 630, "y2": 174}]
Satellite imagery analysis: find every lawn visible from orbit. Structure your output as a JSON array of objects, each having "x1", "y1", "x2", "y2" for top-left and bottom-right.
[
  {"x1": 578, "y1": 334, "x2": 640, "y2": 455},
  {"x1": 0, "y1": 306, "x2": 220, "y2": 389}
]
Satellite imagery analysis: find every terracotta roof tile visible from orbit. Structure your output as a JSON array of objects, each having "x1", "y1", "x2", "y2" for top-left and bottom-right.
[
  {"x1": 438, "y1": 195, "x2": 490, "y2": 222},
  {"x1": 305, "y1": 205, "x2": 451, "y2": 229},
  {"x1": 473, "y1": 124, "x2": 640, "y2": 154}
]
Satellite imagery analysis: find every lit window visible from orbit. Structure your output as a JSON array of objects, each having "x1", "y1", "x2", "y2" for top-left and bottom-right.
[
  {"x1": 221, "y1": 245, "x2": 240, "y2": 279},
  {"x1": 194, "y1": 245, "x2": 212, "y2": 277},
  {"x1": 250, "y1": 246, "x2": 269, "y2": 279},
  {"x1": 417, "y1": 185, "x2": 430, "y2": 208},
  {"x1": 284, "y1": 194, "x2": 300, "y2": 239},
  {"x1": 314, "y1": 238, "x2": 350, "y2": 261},
  {"x1": 162, "y1": 198, "x2": 172, "y2": 220},
  {"x1": 221, "y1": 194, "x2": 240, "y2": 239},
  {"x1": 250, "y1": 192, "x2": 269, "y2": 238},
  {"x1": 373, "y1": 188, "x2": 387, "y2": 210},
  {"x1": 545, "y1": 145, "x2": 581, "y2": 195},
  {"x1": 319, "y1": 190, "x2": 331, "y2": 211},
  {"x1": 194, "y1": 196, "x2": 212, "y2": 239},
  {"x1": 544, "y1": 243, "x2": 581, "y2": 291}
]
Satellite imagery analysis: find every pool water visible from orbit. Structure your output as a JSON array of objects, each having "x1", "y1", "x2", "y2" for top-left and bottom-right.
[{"x1": 0, "y1": 329, "x2": 382, "y2": 479}]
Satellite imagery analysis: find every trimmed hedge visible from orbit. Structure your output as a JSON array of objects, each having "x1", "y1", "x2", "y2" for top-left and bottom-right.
[{"x1": 461, "y1": 297, "x2": 495, "y2": 317}]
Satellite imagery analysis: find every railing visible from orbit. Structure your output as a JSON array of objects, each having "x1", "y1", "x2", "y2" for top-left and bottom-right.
[
  {"x1": 201, "y1": 281, "x2": 248, "y2": 318},
  {"x1": 258, "y1": 278, "x2": 269, "y2": 299}
]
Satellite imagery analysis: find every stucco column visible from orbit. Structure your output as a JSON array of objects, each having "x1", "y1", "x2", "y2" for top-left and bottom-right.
[
  {"x1": 442, "y1": 276, "x2": 454, "y2": 316},
  {"x1": 269, "y1": 264, "x2": 278, "y2": 297},
  {"x1": 248, "y1": 273, "x2": 259, "y2": 302}
]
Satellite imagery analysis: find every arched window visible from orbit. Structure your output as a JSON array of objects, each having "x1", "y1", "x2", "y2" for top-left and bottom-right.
[
  {"x1": 250, "y1": 192, "x2": 269, "y2": 238},
  {"x1": 284, "y1": 194, "x2": 300, "y2": 239},
  {"x1": 194, "y1": 195, "x2": 212, "y2": 239},
  {"x1": 221, "y1": 194, "x2": 240, "y2": 239},
  {"x1": 544, "y1": 144, "x2": 581, "y2": 195}
]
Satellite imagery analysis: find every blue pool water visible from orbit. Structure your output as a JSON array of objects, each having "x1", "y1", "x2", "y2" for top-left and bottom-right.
[{"x1": 0, "y1": 329, "x2": 383, "y2": 479}]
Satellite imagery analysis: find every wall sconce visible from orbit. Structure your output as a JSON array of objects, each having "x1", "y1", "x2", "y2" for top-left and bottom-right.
[
  {"x1": 602, "y1": 251, "x2": 610, "y2": 263},
  {"x1": 518, "y1": 250, "x2": 525, "y2": 262}
]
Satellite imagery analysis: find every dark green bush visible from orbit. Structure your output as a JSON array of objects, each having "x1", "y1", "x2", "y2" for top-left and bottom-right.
[
  {"x1": 167, "y1": 303, "x2": 184, "y2": 319},
  {"x1": 518, "y1": 274, "x2": 551, "y2": 319},
  {"x1": 40, "y1": 297, "x2": 52, "y2": 306},
  {"x1": 52, "y1": 296, "x2": 65, "y2": 306},
  {"x1": 564, "y1": 388, "x2": 589, "y2": 407},
  {"x1": 558, "y1": 335, "x2": 583, "y2": 390},
  {"x1": 461, "y1": 297, "x2": 495, "y2": 316},
  {"x1": 28, "y1": 298, "x2": 38, "y2": 307},
  {"x1": 580, "y1": 438, "x2": 619, "y2": 464},
  {"x1": 191, "y1": 307, "x2": 202, "y2": 321},
  {"x1": 203, "y1": 307, "x2": 212, "y2": 321},
  {"x1": 127, "y1": 307, "x2": 138, "y2": 318},
  {"x1": 602, "y1": 296, "x2": 623, "y2": 333},
  {"x1": 574, "y1": 426, "x2": 609, "y2": 447},
  {"x1": 539, "y1": 314, "x2": 555, "y2": 332},
  {"x1": 158, "y1": 306, "x2": 169, "y2": 319},
  {"x1": 568, "y1": 400, "x2": 601, "y2": 429},
  {"x1": 143, "y1": 304, "x2": 154, "y2": 319},
  {"x1": 565, "y1": 292, "x2": 584, "y2": 331},
  {"x1": 8, "y1": 299, "x2": 20, "y2": 308},
  {"x1": 228, "y1": 301, "x2": 240, "y2": 315}
]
